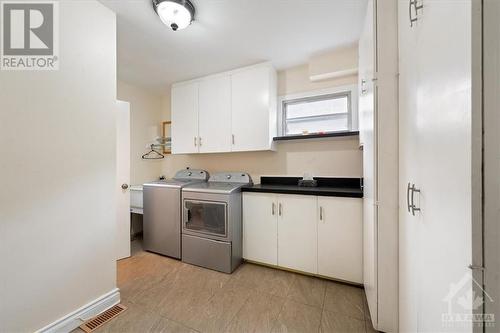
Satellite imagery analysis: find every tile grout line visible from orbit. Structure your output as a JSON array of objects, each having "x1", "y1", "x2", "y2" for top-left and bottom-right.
[
  {"x1": 284, "y1": 273, "x2": 297, "y2": 299},
  {"x1": 363, "y1": 293, "x2": 373, "y2": 333},
  {"x1": 122, "y1": 263, "x2": 202, "y2": 333},
  {"x1": 151, "y1": 314, "x2": 200, "y2": 333},
  {"x1": 219, "y1": 292, "x2": 253, "y2": 333},
  {"x1": 271, "y1": 291, "x2": 289, "y2": 332},
  {"x1": 318, "y1": 309, "x2": 323, "y2": 333},
  {"x1": 321, "y1": 281, "x2": 327, "y2": 309},
  {"x1": 317, "y1": 281, "x2": 328, "y2": 333},
  {"x1": 149, "y1": 298, "x2": 204, "y2": 333}
]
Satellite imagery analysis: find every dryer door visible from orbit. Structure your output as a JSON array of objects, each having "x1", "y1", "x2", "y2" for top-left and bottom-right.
[{"x1": 183, "y1": 199, "x2": 228, "y2": 238}]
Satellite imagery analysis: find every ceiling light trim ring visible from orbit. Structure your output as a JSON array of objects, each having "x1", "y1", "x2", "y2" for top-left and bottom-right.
[{"x1": 152, "y1": 0, "x2": 196, "y2": 31}]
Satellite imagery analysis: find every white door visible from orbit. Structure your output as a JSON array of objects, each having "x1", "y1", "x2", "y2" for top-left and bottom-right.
[
  {"x1": 399, "y1": 0, "x2": 473, "y2": 331},
  {"x1": 318, "y1": 197, "x2": 363, "y2": 283},
  {"x1": 242, "y1": 193, "x2": 278, "y2": 265},
  {"x1": 415, "y1": 1, "x2": 472, "y2": 331},
  {"x1": 358, "y1": 0, "x2": 378, "y2": 323},
  {"x1": 398, "y1": 0, "x2": 421, "y2": 330},
  {"x1": 116, "y1": 100, "x2": 131, "y2": 260},
  {"x1": 231, "y1": 66, "x2": 273, "y2": 152},
  {"x1": 198, "y1": 75, "x2": 231, "y2": 153},
  {"x1": 171, "y1": 82, "x2": 199, "y2": 154},
  {"x1": 277, "y1": 194, "x2": 317, "y2": 274}
]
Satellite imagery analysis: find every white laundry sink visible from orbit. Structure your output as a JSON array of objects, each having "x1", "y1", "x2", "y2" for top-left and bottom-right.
[{"x1": 130, "y1": 185, "x2": 143, "y2": 214}]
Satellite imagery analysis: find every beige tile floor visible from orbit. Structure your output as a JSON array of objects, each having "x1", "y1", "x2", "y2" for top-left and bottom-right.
[{"x1": 73, "y1": 240, "x2": 378, "y2": 333}]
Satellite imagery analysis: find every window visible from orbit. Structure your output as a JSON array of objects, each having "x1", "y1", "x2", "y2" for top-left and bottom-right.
[{"x1": 281, "y1": 91, "x2": 353, "y2": 136}]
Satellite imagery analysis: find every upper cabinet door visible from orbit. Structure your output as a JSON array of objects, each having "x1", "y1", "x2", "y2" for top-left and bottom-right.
[
  {"x1": 198, "y1": 75, "x2": 232, "y2": 153},
  {"x1": 277, "y1": 194, "x2": 317, "y2": 274},
  {"x1": 231, "y1": 65, "x2": 277, "y2": 152},
  {"x1": 317, "y1": 197, "x2": 363, "y2": 283},
  {"x1": 171, "y1": 82, "x2": 199, "y2": 154}
]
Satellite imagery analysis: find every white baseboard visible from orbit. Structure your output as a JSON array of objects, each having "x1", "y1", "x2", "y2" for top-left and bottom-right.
[{"x1": 36, "y1": 288, "x2": 120, "y2": 333}]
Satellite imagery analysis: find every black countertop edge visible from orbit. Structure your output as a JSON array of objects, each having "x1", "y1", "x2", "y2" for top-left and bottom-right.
[
  {"x1": 241, "y1": 185, "x2": 363, "y2": 198},
  {"x1": 273, "y1": 131, "x2": 359, "y2": 141},
  {"x1": 242, "y1": 177, "x2": 363, "y2": 198},
  {"x1": 261, "y1": 176, "x2": 363, "y2": 188}
]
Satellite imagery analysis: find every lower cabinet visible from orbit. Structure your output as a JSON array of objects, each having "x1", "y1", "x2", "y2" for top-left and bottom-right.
[
  {"x1": 277, "y1": 194, "x2": 318, "y2": 274},
  {"x1": 242, "y1": 192, "x2": 363, "y2": 283},
  {"x1": 242, "y1": 192, "x2": 278, "y2": 265},
  {"x1": 317, "y1": 197, "x2": 363, "y2": 283}
]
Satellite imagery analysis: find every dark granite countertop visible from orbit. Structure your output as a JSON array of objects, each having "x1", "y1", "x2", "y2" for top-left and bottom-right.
[
  {"x1": 273, "y1": 131, "x2": 359, "y2": 141},
  {"x1": 242, "y1": 177, "x2": 363, "y2": 198}
]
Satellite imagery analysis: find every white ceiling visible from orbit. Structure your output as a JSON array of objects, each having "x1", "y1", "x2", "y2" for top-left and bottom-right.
[{"x1": 99, "y1": 0, "x2": 368, "y2": 92}]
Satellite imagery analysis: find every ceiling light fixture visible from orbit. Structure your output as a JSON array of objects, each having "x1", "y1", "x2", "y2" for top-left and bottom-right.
[{"x1": 152, "y1": 0, "x2": 195, "y2": 31}]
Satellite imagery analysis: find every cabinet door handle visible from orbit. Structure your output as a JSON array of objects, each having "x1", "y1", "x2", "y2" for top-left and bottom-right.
[
  {"x1": 319, "y1": 206, "x2": 323, "y2": 221},
  {"x1": 232, "y1": 134, "x2": 235, "y2": 145},
  {"x1": 194, "y1": 137, "x2": 197, "y2": 147},
  {"x1": 199, "y1": 137, "x2": 202, "y2": 146},
  {"x1": 272, "y1": 202, "x2": 275, "y2": 215},
  {"x1": 409, "y1": 0, "x2": 417, "y2": 27},
  {"x1": 409, "y1": 0, "x2": 423, "y2": 27},
  {"x1": 278, "y1": 203, "x2": 282, "y2": 216},
  {"x1": 407, "y1": 182, "x2": 411, "y2": 213},
  {"x1": 410, "y1": 184, "x2": 421, "y2": 215}
]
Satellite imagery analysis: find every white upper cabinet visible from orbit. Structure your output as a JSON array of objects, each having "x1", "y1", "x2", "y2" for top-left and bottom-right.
[
  {"x1": 170, "y1": 63, "x2": 277, "y2": 154},
  {"x1": 318, "y1": 197, "x2": 363, "y2": 283},
  {"x1": 198, "y1": 75, "x2": 232, "y2": 153},
  {"x1": 171, "y1": 82, "x2": 199, "y2": 154},
  {"x1": 231, "y1": 64, "x2": 277, "y2": 152}
]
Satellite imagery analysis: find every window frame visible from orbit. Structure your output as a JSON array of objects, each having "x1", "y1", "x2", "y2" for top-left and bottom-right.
[{"x1": 277, "y1": 84, "x2": 358, "y2": 137}]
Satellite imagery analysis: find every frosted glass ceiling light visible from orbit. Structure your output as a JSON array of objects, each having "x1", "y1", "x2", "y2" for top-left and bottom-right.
[{"x1": 153, "y1": 0, "x2": 195, "y2": 31}]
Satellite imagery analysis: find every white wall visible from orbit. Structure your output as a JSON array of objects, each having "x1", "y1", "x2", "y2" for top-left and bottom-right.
[
  {"x1": 277, "y1": 62, "x2": 358, "y2": 96},
  {"x1": 117, "y1": 48, "x2": 362, "y2": 183},
  {"x1": 117, "y1": 80, "x2": 163, "y2": 185},
  {"x1": 159, "y1": 57, "x2": 362, "y2": 181},
  {"x1": 308, "y1": 44, "x2": 358, "y2": 81},
  {"x1": 161, "y1": 137, "x2": 362, "y2": 182},
  {"x1": 0, "y1": 1, "x2": 117, "y2": 331}
]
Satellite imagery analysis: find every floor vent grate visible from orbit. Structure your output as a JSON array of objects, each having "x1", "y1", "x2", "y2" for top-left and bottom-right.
[{"x1": 79, "y1": 304, "x2": 127, "y2": 332}]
